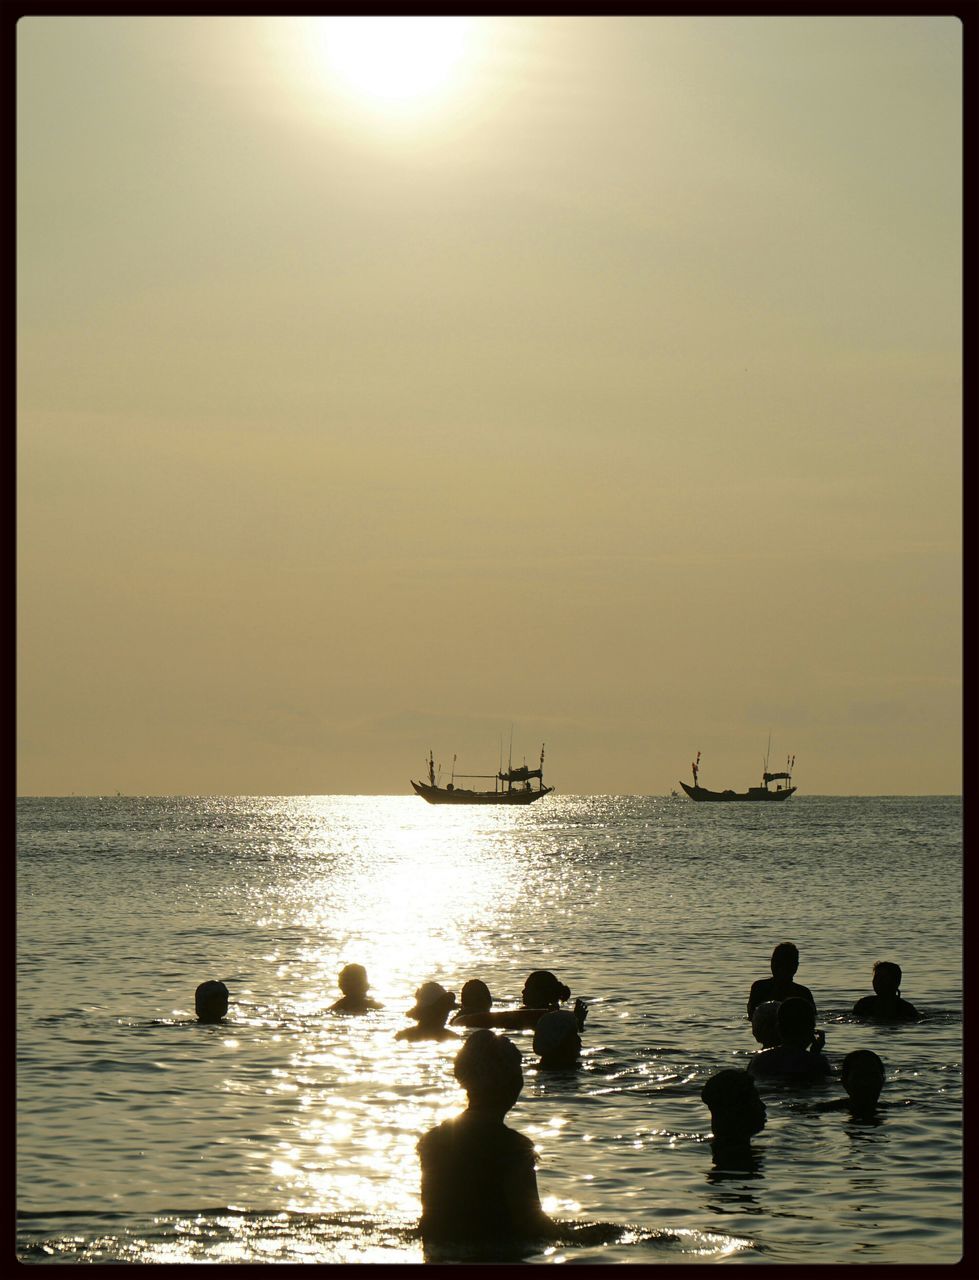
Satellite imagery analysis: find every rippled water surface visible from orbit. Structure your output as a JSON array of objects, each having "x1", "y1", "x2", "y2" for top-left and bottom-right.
[{"x1": 17, "y1": 795, "x2": 961, "y2": 1263}]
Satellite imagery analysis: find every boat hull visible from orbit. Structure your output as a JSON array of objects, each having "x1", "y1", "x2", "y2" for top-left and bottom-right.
[
  {"x1": 411, "y1": 780, "x2": 553, "y2": 805},
  {"x1": 680, "y1": 781, "x2": 796, "y2": 802}
]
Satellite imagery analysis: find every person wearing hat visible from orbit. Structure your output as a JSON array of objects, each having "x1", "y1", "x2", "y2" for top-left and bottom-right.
[
  {"x1": 533, "y1": 1010, "x2": 582, "y2": 1070},
  {"x1": 195, "y1": 980, "x2": 229, "y2": 1025},
  {"x1": 417, "y1": 1029, "x2": 558, "y2": 1248},
  {"x1": 395, "y1": 981, "x2": 460, "y2": 1042},
  {"x1": 330, "y1": 963, "x2": 383, "y2": 1014}
]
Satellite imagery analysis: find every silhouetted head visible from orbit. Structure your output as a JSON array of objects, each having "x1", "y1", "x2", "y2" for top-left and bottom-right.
[
  {"x1": 195, "y1": 980, "x2": 229, "y2": 1024},
  {"x1": 338, "y1": 963, "x2": 369, "y2": 997},
  {"x1": 841, "y1": 1050, "x2": 885, "y2": 1109},
  {"x1": 521, "y1": 970, "x2": 570, "y2": 1008},
  {"x1": 533, "y1": 1010, "x2": 581, "y2": 1069},
  {"x1": 407, "y1": 981, "x2": 456, "y2": 1025},
  {"x1": 701, "y1": 1069, "x2": 767, "y2": 1140},
  {"x1": 454, "y1": 1029, "x2": 523, "y2": 1113},
  {"x1": 770, "y1": 942, "x2": 800, "y2": 981},
  {"x1": 776, "y1": 996, "x2": 816, "y2": 1047},
  {"x1": 458, "y1": 979, "x2": 493, "y2": 1013},
  {"x1": 751, "y1": 1001, "x2": 782, "y2": 1048},
  {"x1": 872, "y1": 961, "x2": 902, "y2": 997}
]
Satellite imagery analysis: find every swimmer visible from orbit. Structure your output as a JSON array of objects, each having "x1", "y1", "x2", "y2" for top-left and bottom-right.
[
  {"x1": 329, "y1": 963, "x2": 383, "y2": 1014},
  {"x1": 395, "y1": 981, "x2": 459, "y2": 1042},
  {"x1": 702, "y1": 1069, "x2": 767, "y2": 1173},
  {"x1": 813, "y1": 1050, "x2": 886, "y2": 1116},
  {"x1": 702, "y1": 1069, "x2": 767, "y2": 1140},
  {"x1": 751, "y1": 1001, "x2": 782, "y2": 1049},
  {"x1": 533, "y1": 1010, "x2": 582, "y2": 1070},
  {"x1": 450, "y1": 970, "x2": 576, "y2": 1031},
  {"x1": 195, "y1": 980, "x2": 229, "y2": 1025},
  {"x1": 747, "y1": 996, "x2": 831, "y2": 1079},
  {"x1": 747, "y1": 942, "x2": 817, "y2": 1018},
  {"x1": 417, "y1": 1029, "x2": 558, "y2": 1247},
  {"x1": 451, "y1": 979, "x2": 494, "y2": 1026},
  {"x1": 852, "y1": 961, "x2": 921, "y2": 1022}
]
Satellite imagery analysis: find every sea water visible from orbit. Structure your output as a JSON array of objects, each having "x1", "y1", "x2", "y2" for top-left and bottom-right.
[{"x1": 17, "y1": 794, "x2": 962, "y2": 1264}]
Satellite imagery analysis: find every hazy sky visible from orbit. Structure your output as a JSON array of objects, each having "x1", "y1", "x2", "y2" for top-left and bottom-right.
[{"x1": 17, "y1": 16, "x2": 961, "y2": 796}]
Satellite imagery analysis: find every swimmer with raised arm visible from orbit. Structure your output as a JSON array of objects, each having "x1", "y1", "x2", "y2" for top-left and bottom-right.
[
  {"x1": 533, "y1": 1010, "x2": 582, "y2": 1070},
  {"x1": 747, "y1": 996, "x2": 831, "y2": 1079}
]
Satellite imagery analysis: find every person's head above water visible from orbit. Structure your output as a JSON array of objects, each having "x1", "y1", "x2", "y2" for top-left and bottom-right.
[
  {"x1": 701, "y1": 1069, "x2": 767, "y2": 1140},
  {"x1": 407, "y1": 981, "x2": 457, "y2": 1023},
  {"x1": 195, "y1": 980, "x2": 229, "y2": 1024},
  {"x1": 771, "y1": 941, "x2": 800, "y2": 981},
  {"x1": 521, "y1": 970, "x2": 570, "y2": 1008},
  {"x1": 841, "y1": 1050, "x2": 885, "y2": 1109},
  {"x1": 458, "y1": 979, "x2": 493, "y2": 1014},
  {"x1": 871, "y1": 961, "x2": 902, "y2": 997},
  {"x1": 776, "y1": 996, "x2": 816, "y2": 1047},
  {"x1": 454, "y1": 1029, "x2": 524, "y2": 1113},
  {"x1": 338, "y1": 963, "x2": 370, "y2": 997},
  {"x1": 751, "y1": 1001, "x2": 782, "y2": 1048},
  {"x1": 533, "y1": 1010, "x2": 581, "y2": 1069}
]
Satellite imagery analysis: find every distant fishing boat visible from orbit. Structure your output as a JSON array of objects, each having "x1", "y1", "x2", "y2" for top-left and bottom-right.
[
  {"x1": 679, "y1": 747, "x2": 796, "y2": 802},
  {"x1": 411, "y1": 745, "x2": 553, "y2": 805}
]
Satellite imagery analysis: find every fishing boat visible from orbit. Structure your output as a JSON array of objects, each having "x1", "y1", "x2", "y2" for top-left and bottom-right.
[
  {"x1": 411, "y1": 745, "x2": 553, "y2": 805},
  {"x1": 679, "y1": 748, "x2": 796, "y2": 802}
]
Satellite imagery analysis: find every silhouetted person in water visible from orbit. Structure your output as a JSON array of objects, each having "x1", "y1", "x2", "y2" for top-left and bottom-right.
[
  {"x1": 748, "y1": 997, "x2": 830, "y2": 1079},
  {"x1": 701, "y1": 1069, "x2": 766, "y2": 1168},
  {"x1": 814, "y1": 1050, "x2": 886, "y2": 1117},
  {"x1": 417, "y1": 1030, "x2": 558, "y2": 1249},
  {"x1": 533, "y1": 1010, "x2": 582, "y2": 1070},
  {"x1": 329, "y1": 963, "x2": 382, "y2": 1014},
  {"x1": 451, "y1": 970, "x2": 580, "y2": 1031},
  {"x1": 747, "y1": 942, "x2": 817, "y2": 1018},
  {"x1": 451, "y1": 980, "x2": 494, "y2": 1026},
  {"x1": 395, "y1": 982, "x2": 459, "y2": 1041},
  {"x1": 852, "y1": 961, "x2": 921, "y2": 1022},
  {"x1": 751, "y1": 1001, "x2": 782, "y2": 1049},
  {"x1": 195, "y1": 980, "x2": 229, "y2": 1024}
]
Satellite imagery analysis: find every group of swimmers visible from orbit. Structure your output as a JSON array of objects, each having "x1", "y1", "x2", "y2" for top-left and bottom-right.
[{"x1": 191, "y1": 940, "x2": 921, "y2": 1253}]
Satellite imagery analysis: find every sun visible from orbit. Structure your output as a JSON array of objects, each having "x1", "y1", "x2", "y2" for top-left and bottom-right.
[{"x1": 312, "y1": 17, "x2": 476, "y2": 109}]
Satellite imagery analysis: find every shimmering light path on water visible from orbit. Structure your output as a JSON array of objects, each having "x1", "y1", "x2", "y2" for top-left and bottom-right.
[{"x1": 17, "y1": 795, "x2": 961, "y2": 1263}]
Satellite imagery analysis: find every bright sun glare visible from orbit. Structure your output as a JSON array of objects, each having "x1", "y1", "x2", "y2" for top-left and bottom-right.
[{"x1": 313, "y1": 17, "x2": 475, "y2": 108}]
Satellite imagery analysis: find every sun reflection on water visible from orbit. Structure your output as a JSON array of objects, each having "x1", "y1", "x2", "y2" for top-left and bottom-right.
[{"x1": 228, "y1": 800, "x2": 534, "y2": 1228}]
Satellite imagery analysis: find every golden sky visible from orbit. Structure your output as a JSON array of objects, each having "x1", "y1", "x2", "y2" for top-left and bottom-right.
[{"x1": 17, "y1": 16, "x2": 961, "y2": 795}]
